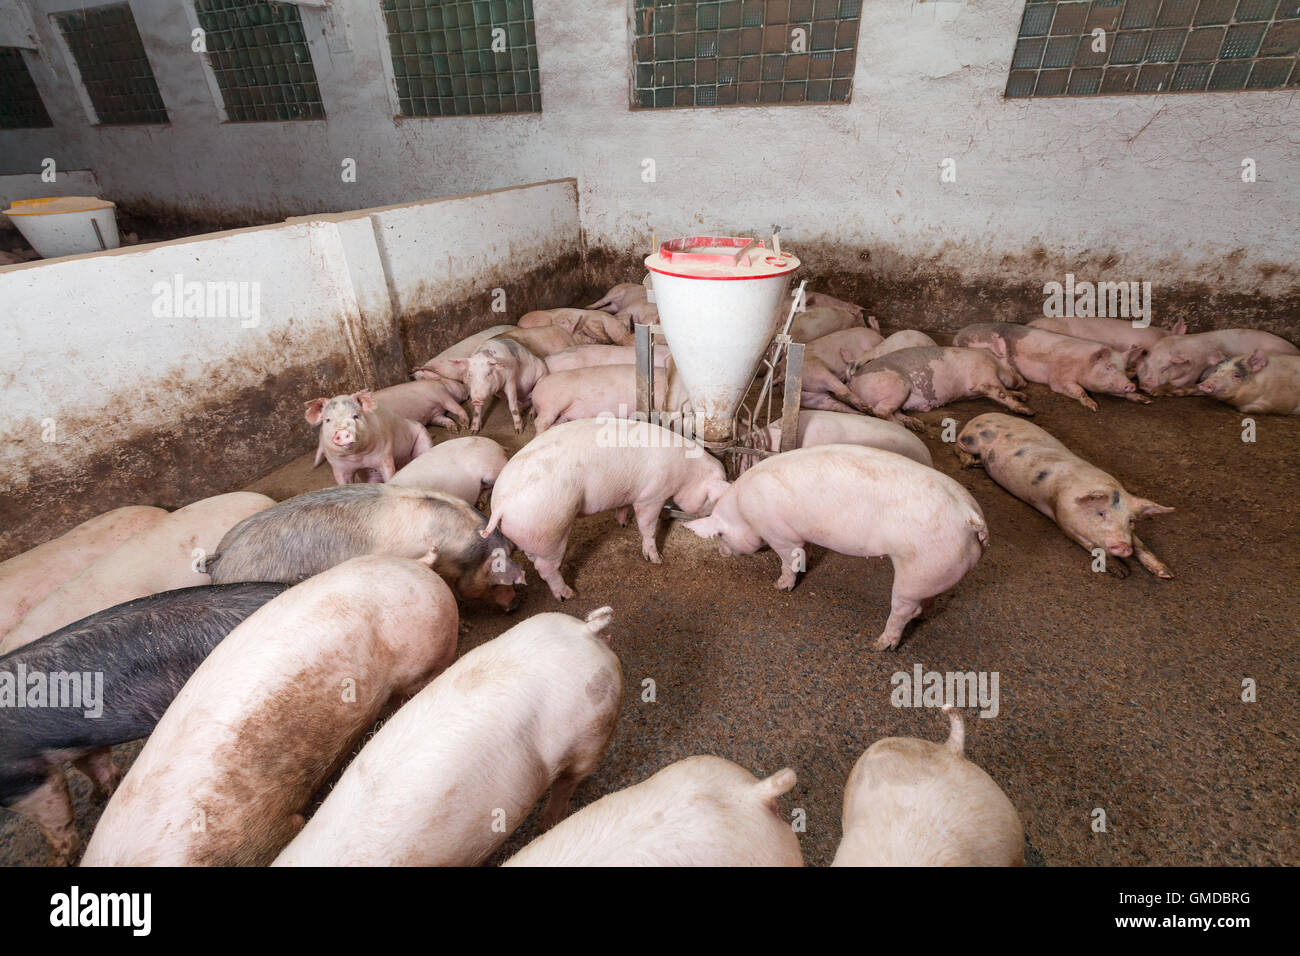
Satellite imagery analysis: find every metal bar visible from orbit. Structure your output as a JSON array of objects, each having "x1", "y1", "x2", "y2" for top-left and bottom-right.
[
  {"x1": 635, "y1": 321, "x2": 654, "y2": 421},
  {"x1": 780, "y1": 342, "x2": 804, "y2": 453}
]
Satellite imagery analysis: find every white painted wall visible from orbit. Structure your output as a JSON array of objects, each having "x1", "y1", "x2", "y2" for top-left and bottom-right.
[{"x1": 0, "y1": 1, "x2": 1296, "y2": 292}]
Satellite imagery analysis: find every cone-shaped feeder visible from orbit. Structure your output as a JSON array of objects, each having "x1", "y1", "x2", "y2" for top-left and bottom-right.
[{"x1": 645, "y1": 236, "x2": 800, "y2": 444}]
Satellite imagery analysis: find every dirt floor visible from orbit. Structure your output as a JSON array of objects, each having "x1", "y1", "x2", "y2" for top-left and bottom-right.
[{"x1": 2, "y1": 334, "x2": 1297, "y2": 867}]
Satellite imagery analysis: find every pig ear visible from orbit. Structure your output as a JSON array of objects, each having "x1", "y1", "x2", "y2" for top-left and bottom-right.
[
  {"x1": 1246, "y1": 349, "x2": 1269, "y2": 372},
  {"x1": 1089, "y1": 347, "x2": 1112, "y2": 365},
  {"x1": 684, "y1": 516, "x2": 720, "y2": 539},
  {"x1": 1169, "y1": 319, "x2": 1187, "y2": 335},
  {"x1": 1125, "y1": 346, "x2": 1146, "y2": 374},
  {"x1": 1132, "y1": 497, "x2": 1175, "y2": 517},
  {"x1": 989, "y1": 333, "x2": 1008, "y2": 360},
  {"x1": 1075, "y1": 490, "x2": 1110, "y2": 506},
  {"x1": 418, "y1": 547, "x2": 439, "y2": 568},
  {"x1": 305, "y1": 398, "x2": 327, "y2": 424},
  {"x1": 354, "y1": 390, "x2": 377, "y2": 412},
  {"x1": 584, "y1": 606, "x2": 614, "y2": 636},
  {"x1": 867, "y1": 315, "x2": 880, "y2": 332}
]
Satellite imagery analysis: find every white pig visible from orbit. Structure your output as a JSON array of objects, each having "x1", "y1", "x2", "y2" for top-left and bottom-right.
[
  {"x1": 750, "y1": 410, "x2": 933, "y2": 468},
  {"x1": 1197, "y1": 351, "x2": 1300, "y2": 415},
  {"x1": 0, "y1": 506, "x2": 167, "y2": 641},
  {"x1": 306, "y1": 391, "x2": 433, "y2": 484},
  {"x1": 955, "y1": 412, "x2": 1174, "y2": 578},
  {"x1": 80, "y1": 554, "x2": 459, "y2": 866},
  {"x1": 588, "y1": 282, "x2": 648, "y2": 314},
  {"x1": 389, "y1": 436, "x2": 509, "y2": 505},
  {"x1": 1135, "y1": 328, "x2": 1298, "y2": 396},
  {"x1": 273, "y1": 606, "x2": 621, "y2": 866},
  {"x1": 531, "y1": 365, "x2": 669, "y2": 433},
  {"x1": 504, "y1": 756, "x2": 804, "y2": 867},
  {"x1": 832, "y1": 706, "x2": 1024, "y2": 867},
  {"x1": 411, "y1": 325, "x2": 516, "y2": 379},
  {"x1": 544, "y1": 344, "x2": 670, "y2": 374},
  {"x1": 0, "y1": 492, "x2": 274, "y2": 654},
  {"x1": 483, "y1": 419, "x2": 731, "y2": 599},
  {"x1": 686, "y1": 445, "x2": 986, "y2": 650},
  {"x1": 855, "y1": 329, "x2": 939, "y2": 365}
]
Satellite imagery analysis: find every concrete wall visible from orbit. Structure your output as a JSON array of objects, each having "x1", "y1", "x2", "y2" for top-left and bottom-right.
[
  {"x1": 0, "y1": 178, "x2": 583, "y2": 558},
  {"x1": 1, "y1": 1, "x2": 1295, "y2": 330}
]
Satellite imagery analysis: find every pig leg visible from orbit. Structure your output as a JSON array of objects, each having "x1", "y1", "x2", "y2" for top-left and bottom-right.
[
  {"x1": 1131, "y1": 531, "x2": 1173, "y2": 579},
  {"x1": 504, "y1": 380, "x2": 525, "y2": 433},
  {"x1": 768, "y1": 536, "x2": 808, "y2": 591},
  {"x1": 874, "y1": 592, "x2": 925, "y2": 651},
  {"x1": 823, "y1": 379, "x2": 869, "y2": 413},
  {"x1": 528, "y1": 536, "x2": 575, "y2": 601},
  {"x1": 801, "y1": 391, "x2": 864, "y2": 415},
  {"x1": 538, "y1": 766, "x2": 592, "y2": 832},
  {"x1": 72, "y1": 747, "x2": 121, "y2": 800},
  {"x1": 632, "y1": 499, "x2": 667, "y2": 563},
  {"x1": 974, "y1": 382, "x2": 1034, "y2": 416},
  {"x1": 11, "y1": 771, "x2": 80, "y2": 866},
  {"x1": 615, "y1": 506, "x2": 631, "y2": 526},
  {"x1": 953, "y1": 443, "x2": 981, "y2": 468},
  {"x1": 330, "y1": 463, "x2": 359, "y2": 485},
  {"x1": 1054, "y1": 380, "x2": 1099, "y2": 412},
  {"x1": 429, "y1": 412, "x2": 461, "y2": 432},
  {"x1": 1122, "y1": 391, "x2": 1154, "y2": 405}
]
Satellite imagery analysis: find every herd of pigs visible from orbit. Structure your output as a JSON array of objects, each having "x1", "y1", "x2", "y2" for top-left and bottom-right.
[{"x1": 2, "y1": 276, "x2": 1298, "y2": 868}]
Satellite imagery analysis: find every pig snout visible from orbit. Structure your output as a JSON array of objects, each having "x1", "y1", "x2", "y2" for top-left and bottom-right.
[
  {"x1": 1197, "y1": 380, "x2": 1216, "y2": 394},
  {"x1": 1107, "y1": 541, "x2": 1133, "y2": 557},
  {"x1": 331, "y1": 428, "x2": 356, "y2": 448}
]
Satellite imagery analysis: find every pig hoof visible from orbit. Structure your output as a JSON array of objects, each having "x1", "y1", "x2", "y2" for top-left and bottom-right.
[
  {"x1": 873, "y1": 634, "x2": 900, "y2": 651},
  {"x1": 554, "y1": 586, "x2": 576, "y2": 601},
  {"x1": 775, "y1": 575, "x2": 797, "y2": 592}
]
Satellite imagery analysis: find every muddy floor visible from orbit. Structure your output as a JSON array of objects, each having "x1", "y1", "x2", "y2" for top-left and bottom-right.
[{"x1": 2, "y1": 343, "x2": 1297, "y2": 867}]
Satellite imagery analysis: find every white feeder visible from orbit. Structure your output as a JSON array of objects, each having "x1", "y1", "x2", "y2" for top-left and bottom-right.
[
  {"x1": 645, "y1": 235, "x2": 800, "y2": 444},
  {"x1": 3, "y1": 196, "x2": 120, "y2": 259}
]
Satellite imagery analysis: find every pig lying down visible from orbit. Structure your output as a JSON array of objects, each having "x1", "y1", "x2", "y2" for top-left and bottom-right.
[
  {"x1": 504, "y1": 756, "x2": 804, "y2": 867},
  {"x1": 484, "y1": 418, "x2": 730, "y2": 600},
  {"x1": 1198, "y1": 351, "x2": 1300, "y2": 415},
  {"x1": 544, "y1": 344, "x2": 670, "y2": 374},
  {"x1": 0, "y1": 492, "x2": 274, "y2": 655},
  {"x1": 790, "y1": 305, "x2": 863, "y2": 343},
  {"x1": 531, "y1": 365, "x2": 670, "y2": 433},
  {"x1": 955, "y1": 322, "x2": 1145, "y2": 410},
  {"x1": 1028, "y1": 315, "x2": 1185, "y2": 350},
  {"x1": 588, "y1": 281, "x2": 647, "y2": 314},
  {"x1": 832, "y1": 707, "x2": 1023, "y2": 867},
  {"x1": 81, "y1": 555, "x2": 459, "y2": 866},
  {"x1": 747, "y1": 409, "x2": 933, "y2": 469},
  {"x1": 956, "y1": 413, "x2": 1174, "y2": 578},
  {"x1": 849, "y1": 346, "x2": 1032, "y2": 431},
  {"x1": 275, "y1": 607, "x2": 621, "y2": 866},
  {"x1": 307, "y1": 391, "x2": 432, "y2": 484},
  {"x1": 388, "y1": 436, "x2": 508, "y2": 506},
  {"x1": 687, "y1": 444, "x2": 987, "y2": 650},
  {"x1": 517, "y1": 308, "x2": 634, "y2": 346},
  {"x1": 0, "y1": 583, "x2": 286, "y2": 866},
  {"x1": 372, "y1": 378, "x2": 469, "y2": 432},
  {"x1": 1135, "y1": 329, "x2": 1299, "y2": 396},
  {"x1": 0, "y1": 505, "x2": 166, "y2": 642},
  {"x1": 208, "y1": 484, "x2": 525, "y2": 610}
]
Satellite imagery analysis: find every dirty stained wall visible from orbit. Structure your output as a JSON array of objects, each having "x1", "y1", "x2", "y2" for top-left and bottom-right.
[{"x1": 1, "y1": 1, "x2": 1296, "y2": 329}]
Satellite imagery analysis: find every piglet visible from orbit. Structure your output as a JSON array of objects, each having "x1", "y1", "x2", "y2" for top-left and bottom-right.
[
  {"x1": 955, "y1": 412, "x2": 1174, "y2": 578},
  {"x1": 1198, "y1": 351, "x2": 1300, "y2": 415},
  {"x1": 0, "y1": 492, "x2": 274, "y2": 655},
  {"x1": 545, "y1": 344, "x2": 670, "y2": 374},
  {"x1": 832, "y1": 706, "x2": 1023, "y2": 867},
  {"x1": 954, "y1": 322, "x2": 1144, "y2": 410},
  {"x1": 389, "y1": 436, "x2": 508, "y2": 506},
  {"x1": 484, "y1": 418, "x2": 731, "y2": 600},
  {"x1": 531, "y1": 365, "x2": 670, "y2": 433},
  {"x1": 504, "y1": 756, "x2": 804, "y2": 867},
  {"x1": 496, "y1": 325, "x2": 579, "y2": 357},
  {"x1": 849, "y1": 346, "x2": 1031, "y2": 431},
  {"x1": 208, "y1": 484, "x2": 525, "y2": 610},
  {"x1": 750, "y1": 410, "x2": 932, "y2": 469},
  {"x1": 0, "y1": 506, "x2": 167, "y2": 642},
  {"x1": 1135, "y1": 329, "x2": 1299, "y2": 396},
  {"x1": 274, "y1": 606, "x2": 622, "y2": 866},
  {"x1": 790, "y1": 305, "x2": 863, "y2": 343},
  {"x1": 307, "y1": 391, "x2": 433, "y2": 483},
  {"x1": 372, "y1": 377, "x2": 469, "y2": 432},
  {"x1": 687, "y1": 444, "x2": 986, "y2": 650},
  {"x1": 1028, "y1": 315, "x2": 1185, "y2": 350},
  {"x1": 588, "y1": 282, "x2": 648, "y2": 314},
  {"x1": 805, "y1": 292, "x2": 878, "y2": 331},
  {"x1": 0, "y1": 583, "x2": 286, "y2": 865},
  {"x1": 81, "y1": 554, "x2": 460, "y2": 866},
  {"x1": 518, "y1": 308, "x2": 634, "y2": 346},
  {"x1": 428, "y1": 337, "x2": 550, "y2": 433},
  {"x1": 411, "y1": 325, "x2": 516, "y2": 380}
]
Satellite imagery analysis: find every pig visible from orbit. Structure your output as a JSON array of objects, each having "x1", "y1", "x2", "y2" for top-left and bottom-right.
[
  {"x1": 504, "y1": 756, "x2": 804, "y2": 867},
  {"x1": 803, "y1": 327, "x2": 886, "y2": 378},
  {"x1": 954, "y1": 322, "x2": 1145, "y2": 410},
  {"x1": 1197, "y1": 351, "x2": 1300, "y2": 415},
  {"x1": 805, "y1": 291, "x2": 876, "y2": 329},
  {"x1": 411, "y1": 324, "x2": 516, "y2": 379},
  {"x1": 686, "y1": 444, "x2": 986, "y2": 650},
  {"x1": 617, "y1": 299, "x2": 659, "y2": 325},
  {"x1": 799, "y1": 355, "x2": 872, "y2": 415},
  {"x1": 305, "y1": 391, "x2": 433, "y2": 484},
  {"x1": 372, "y1": 377, "x2": 469, "y2": 432},
  {"x1": 832, "y1": 706, "x2": 1023, "y2": 867},
  {"x1": 1028, "y1": 315, "x2": 1186, "y2": 350},
  {"x1": 750, "y1": 410, "x2": 933, "y2": 469},
  {"x1": 517, "y1": 308, "x2": 634, "y2": 346},
  {"x1": 389, "y1": 436, "x2": 509, "y2": 506},
  {"x1": 207, "y1": 484, "x2": 526, "y2": 611},
  {"x1": 848, "y1": 346, "x2": 1032, "y2": 431},
  {"x1": 495, "y1": 324, "x2": 579, "y2": 357},
  {"x1": 0, "y1": 583, "x2": 287, "y2": 866},
  {"x1": 0, "y1": 506, "x2": 167, "y2": 641},
  {"x1": 274, "y1": 606, "x2": 622, "y2": 866},
  {"x1": 588, "y1": 282, "x2": 648, "y2": 314},
  {"x1": 0, "y1": 493, "x2": 274, "y2": 655},
  {"x1": 955, "y1": 412, "x2": 1174, "y2": 578},
  {"x1": 428, "y1": 337, "x2": 550, "y2": 434},
  {"x1": 857, "y1": 329, "x2": 938, "y2": 364},
  {"x1": 790, "y1": 305, "x2": 864, "y2": 343},
  {"x1": 544, "y1": 344, "x2": 670, "y2": 374},
  {"x1": 531, "y1": 366, "x2": 670, "y2": 433},
  {"x1": 1134, "y1": 329, "x2": 1299, "y2": 396},
  {"x1": 80, "y1": 554, "x2": 460, "y2": 866},
  {"x1": 484, "y1": 418, "x2": 731, "y2": 600}
]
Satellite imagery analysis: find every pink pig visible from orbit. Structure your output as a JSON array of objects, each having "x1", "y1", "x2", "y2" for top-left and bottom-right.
[
  {"x1": 306, "y1": 391, "x2": 432, "y2": 484},
  {"x1": 372, "y1": 377, "x2": 469, "y2": 432},
  {"x1": 544, "y1": 344, "x2": 670, "y2": 374},
  {"x1": 517, "y1": 308, "x2": 634, "y2": 346},
  {"x1": 804, "y1": 327, "x2": 886, "y2": 378},
  {"x1": 1028, "y1": 315, "x2": 1185, "y2": 350},
  {"x1": 686, "y1": 444, "x2": 987, "y2": 650},
  {"x1": 428, "y1": 338, "x2": 550, "y2": 434},
  {"x1": 588, "y1": 282, "x2": 648, "y2": 314},
  {"x1": 1135, "y1": 329, "x2": 1299, "y2": 396},
  {"x1": 530, "y1": 365, "x2": 670, "y2": 433}
]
